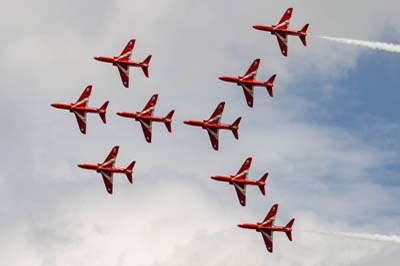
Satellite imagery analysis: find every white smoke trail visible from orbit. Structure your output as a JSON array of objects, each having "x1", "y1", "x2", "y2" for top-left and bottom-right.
[
  {"x1": 303, "y1": 230, "x2": 400, "y2": 244},
  {"x1": 318, "y1": 36, "x2": 400, "y2": 53}
]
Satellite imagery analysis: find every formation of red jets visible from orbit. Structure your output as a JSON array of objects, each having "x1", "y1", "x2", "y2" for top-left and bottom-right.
[{"x1": 51, "y1": 8, "x2": 308, "y2": 254}]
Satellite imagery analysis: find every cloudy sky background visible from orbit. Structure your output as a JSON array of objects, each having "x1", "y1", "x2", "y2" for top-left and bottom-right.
[{"x1": 1, "y1": 0, "x2": 400, "y2": 265}]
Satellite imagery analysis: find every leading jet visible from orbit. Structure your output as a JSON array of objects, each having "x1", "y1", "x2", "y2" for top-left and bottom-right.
[{"x1": 253, "y1": 7, "x2": 309, "y2": 56}]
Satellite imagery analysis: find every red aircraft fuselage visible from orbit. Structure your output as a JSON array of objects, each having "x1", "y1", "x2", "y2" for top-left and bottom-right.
[
  {"x1": 117, "y1": 112, "x2": 168, "y2": 123},
  {"x1": 51, "y1": 103, "x2": 102, "y2": 114},
  {"x1": 211, "y1": 175, "x2": 265, "y2": 186},
  {"x1": 252, "y1": 25, "x2": 306, "y2": 38},
  {"x1": 94, "y1": 56, "x2": 146, "y2": 68},
  {"x1": 78, "y1": 163, "x2": 130, "y2": 175},
  {"x1": 219, "y1": 76, "x2": 273, "y2": 88},
  {"x1": 238, "y1": 223, "x2": 292, "y2": 233},
  {"x1": 183, "y1": 120, "x2": 235, "y2": 131}
]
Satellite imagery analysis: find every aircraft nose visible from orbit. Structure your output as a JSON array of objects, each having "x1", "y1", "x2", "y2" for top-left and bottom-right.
[
  {"x1": 116, "y1": 112, "x2": 123, "y2": 116},
  {"x1": 77, "y1": 164, "x2": 85, "y2": 168},
  {"x1": 218, "y1": 76, "x2": 229, "y2": 82},
  {"x1": 94, "y1": 56, "x2": 100, "y2": 61},
  {"x1": 237, "y1": 224, "x2": 245, "y2": 228},
  {"x1": 50, "y1": 103, "x2": 64, "y2": 109},
  {"x1": 183, "y1": 120, "x2": 190, "y2": 125}
]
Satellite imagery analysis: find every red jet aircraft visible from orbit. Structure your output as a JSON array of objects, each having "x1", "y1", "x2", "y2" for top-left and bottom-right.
[
  {"x1": 183, "y1": 102, "x2": 241, "y2": 151},
  {"x1": 94, "y1": 39, "x2": 152, "y2": 88},
  {"x1": 211, "y1": 157, "x2": 268, "y2": 206},
  {"x1": 78, "y1": 146, "x2": 135, "y2": 194},
  {"x1": 238, "y1": 204, "x2": 295, "y2": 253},
  {"x1": 219, "y1": 58, "x2": 276, "y2": 107},
  {"x1": 116, "y1": 94, "x2": 174, "y2": 143},
  {"x1": 51, "y1": 85, "x2": 108, "y2": 134},
  {"x1": 253, "y1": 7, "x2": 309, "y2": 56}
]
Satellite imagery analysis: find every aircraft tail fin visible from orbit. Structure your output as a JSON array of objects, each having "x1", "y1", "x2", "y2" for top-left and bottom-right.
[
  {"x1": 125, "y1": 161, "x2": 136, "y2": 183},
  {"x1": 258, "y1": 172, "x2": 269, "y2": 195},
  {"x1": 231, "y1": 117, "x2": 241, "y2": 139},
  {"x1": 141, "y1": 55, "x2": 152, "y2": 78},
  {"x1": 299, "y1": 24, "x2": 309, "y2": 46},
  {"x1": 99, "y1": 101, "x2": 109, "y2": 124},
  {"x1": 164, "y1": 109, "x2": 175, "y2": 133},
  {"x1": 265, "y1": 74, "x2": 276, "y2": 97},
  {"x1": 285, "y1": 218, "x2": 295, "y2": 241}
]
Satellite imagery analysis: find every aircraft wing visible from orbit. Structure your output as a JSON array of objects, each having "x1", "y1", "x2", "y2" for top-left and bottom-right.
[
  {"x1": 117, "y1": 39, "x2": 135, "y2": 60},
  {"x1": 261, "y1": 204, "x2": 278, "y2": 226},
  {"x1": 73, "y1": 110, "x2": 87, "y2": 134},
  {"x1": 140, "y1": 94, "x2": 158, "y2": 116},
  {"x1": 234, "y1": 157, "x2": 252, "y2": 179},
  {"x1": 102, "y1": 146, "x2": 119, "y2": 167},
  {"x1": 240, "y1": 83, "x2": 255, "y2": 107},
  {"x1": 116, "y1": 63, "x2": 130, "y2": 88},
  {"x1": 74, "y1": 85, "x2": 92, "y2": 107},
  {"x1": 241, "y1": 58, "x2": 260, "y2": 81},
  {"x1": 206, "y1": 127, "x2": 219, "y2": 150},
  {"x1": 100, "y1": 170, "x2": 114, "y2": 194},
  {"x1": 138, "y1": 118, "x2": 153, "y2": 143},
  {"x1": 260, "y1": 230, "x2": 274, "y2": 253},
  {"x1": 276, "y1": 7, "x2": 292, "y2": 29},
  {"x1": 233, "y1": 182, "x2": 246, "y2": 206},
  {"x1": 207, "y1": 102, "x2": 225, "y2": 124},
  {"x1": 275, "y1": 33, "x2": 288, "y2": 56}
]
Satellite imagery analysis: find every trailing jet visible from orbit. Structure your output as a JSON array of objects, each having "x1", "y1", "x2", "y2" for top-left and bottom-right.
[
  {"x1": 210, "y1": 157, "x2": 268, "y2": 206},
  {"x1": 50, "y1": 85, "x2": 108, "y2": 134},
  {"x1": 94, "y1": 39, "x2": 152, "y2": 88},
  {"x1": 238, "y1": 204, "x2": 295, "y2": 253},
  {"x1": 183, "y1": 102, "x2": 241, "y2": 151},
  {"x1": 78, "y1": 146, "x2": 135, "y2": 194},
  {"x1": 253, "y1": 7, "x2": 309, "y2": 56},
  {"x1": 116, "y1": 94, "x2": 174, "y2": 143},
  {"x1": 219, "y1": 58, "x2": 276, "y2": 107}
]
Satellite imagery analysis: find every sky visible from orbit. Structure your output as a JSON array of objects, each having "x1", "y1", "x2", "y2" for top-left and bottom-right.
[{"x1": 1, "y1": 0, "x2": 399, "y2": 265}]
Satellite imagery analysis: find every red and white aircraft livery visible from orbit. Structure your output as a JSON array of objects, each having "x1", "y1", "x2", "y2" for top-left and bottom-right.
[
  {"x1": 210, "y1": 157, "x2": 268, "y2": 206},
  {"x1": 116, "y1": 94, "x2": 174, "y2": 143},
  {"x1": 78, "y1": 146, "x2": 135, "y2": 194},
  {"x1": 238, "y1": 204, "x2": 295, "y2": 253},
  {"x1": 94, "y1": 39, "x2": 152, "y2": 88},
  {"x1": 183, "y1": 102, "x2": 241, "y2": 151},
  {"x1": 219, "y1": 58, "x2": 277, "y2": 107},
  {"x1": 51, "y1": 85, "x2": 108, "y2": 134},
  {"x1": 253, "y1": 7, "x2": 309, "y2": 56}
]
